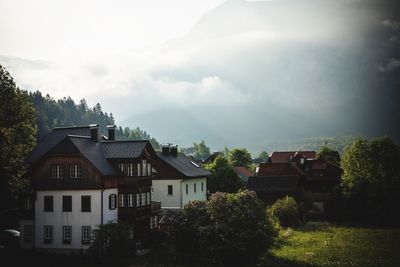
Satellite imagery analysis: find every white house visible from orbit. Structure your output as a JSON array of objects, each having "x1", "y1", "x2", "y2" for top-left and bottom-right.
[
  {"x1": 19, "y1": 124, "x2": 159, "y2": 252},
  {"x1": 152, "y1": 144, "x2": 210, "y2": 209}
]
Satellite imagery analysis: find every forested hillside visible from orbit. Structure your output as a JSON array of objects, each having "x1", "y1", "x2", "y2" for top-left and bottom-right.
[{"x1": 28, "y1": 91, "x2": 160, "y2": 150}]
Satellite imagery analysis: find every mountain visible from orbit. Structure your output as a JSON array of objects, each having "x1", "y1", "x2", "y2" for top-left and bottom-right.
[{"x1": 122, "y1": 0, "x2": 400, "y2": 153}]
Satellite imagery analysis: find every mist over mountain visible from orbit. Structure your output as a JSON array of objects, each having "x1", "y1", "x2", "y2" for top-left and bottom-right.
[
  {"x1": 1, "y1": 0, "x2": 399, "y2": 154},
  {"x1": 121, "y1": 0, "x2": 400, "y2": 152}
]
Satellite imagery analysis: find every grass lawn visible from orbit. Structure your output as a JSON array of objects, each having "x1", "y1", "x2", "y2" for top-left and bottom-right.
[
  {"x1": 263, "y1": 223, "x2": 400, "y2": 267},
  {"x1": 6, "y1": 224, "x2": 400, "y2": 267}
]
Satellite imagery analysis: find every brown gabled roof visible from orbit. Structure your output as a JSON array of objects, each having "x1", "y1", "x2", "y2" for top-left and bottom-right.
[
  {"x1": 233, "y1": 166, "x2": 253, "y2": 178},
  {"x1": 257, "y1": 162, "x2": 305, "y2": 176},
  {"x1": 270, "y1": 151, "x2": 316, "y2": 163}
]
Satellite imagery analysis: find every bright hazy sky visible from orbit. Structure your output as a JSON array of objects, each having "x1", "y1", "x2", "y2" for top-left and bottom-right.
[
  {"x1": 0, "y1": 0, "x2": 225, "y2": 60},
  {"x1": 1, "y1": 0, "x2": 398, "y2": 150}
]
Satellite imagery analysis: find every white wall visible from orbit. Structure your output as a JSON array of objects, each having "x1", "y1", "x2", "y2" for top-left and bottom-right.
[
  {"x1": 181, "y1": 177, "x2": 207, "y2": 206},
  {"x1": 34, "y1": 189, "x2": 118, "y2": 250},
  {"x1": 151, "y1": 180, "x2": 182, "y2": 209},
  {"x1": 152, "y1": 178, "x2": 207, "y2": 209}
]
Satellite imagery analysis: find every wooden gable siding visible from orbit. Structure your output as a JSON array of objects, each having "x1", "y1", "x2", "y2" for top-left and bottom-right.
[
  {"x1": 151, "y1": 156, "x2": 183, "y2": 180},
  {"x1": 31, "y1": 154, "x2": 106, "y2": 190}
]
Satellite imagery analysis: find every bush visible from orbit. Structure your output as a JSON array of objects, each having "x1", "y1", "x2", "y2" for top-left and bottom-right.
[
  {"x1": 89, "y1": 221, "x2": 134, "y2": 259},
  {"x1": 176, "y1": 191, "x2": 278, "y2": 266},
  {"x1": 267, "y1": 196, "x2": 300, "y2": 228}
]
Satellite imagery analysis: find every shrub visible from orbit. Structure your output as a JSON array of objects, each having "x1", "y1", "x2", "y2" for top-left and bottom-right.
[
  {"x1": 267, "y1": 196, "x2": 300, "y2": 228},
  {"x1": 176, "y1": 191, "x2": 278, "y2": 266},
  {"x1": 89, "y1": 221, "x2": 133, "y2": 259}
]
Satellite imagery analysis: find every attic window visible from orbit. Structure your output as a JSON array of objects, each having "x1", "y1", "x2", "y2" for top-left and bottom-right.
[{"x1": 190, "y1": 161, "x2": 200, "y2": 168}]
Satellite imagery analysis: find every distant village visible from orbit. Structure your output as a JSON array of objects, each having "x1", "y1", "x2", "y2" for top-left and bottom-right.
[{"x1": 16, "y1": 124, "x2": 341, "y2": 253}]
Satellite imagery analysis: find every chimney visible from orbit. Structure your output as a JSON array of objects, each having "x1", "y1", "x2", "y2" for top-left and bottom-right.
[
  {"x1": 170, "y1": 145, "x2": 178, "y2": 157},
  {"x1": 107, "y1": 125, "x2": 116, "y2": 141},
  {"x1": 89, "y1": 124, "x2": 99, "y2": 142},
  {"x1": 161, "y1": 144, "x2": 170, "y2": 156}
]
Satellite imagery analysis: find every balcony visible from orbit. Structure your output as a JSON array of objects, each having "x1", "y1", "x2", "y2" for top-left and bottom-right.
[{"x1": 151, "y1": 201, "x2": 162, "y2": 213}]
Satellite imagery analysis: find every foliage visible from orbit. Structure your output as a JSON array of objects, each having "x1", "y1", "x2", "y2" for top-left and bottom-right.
[
  {"x1": 89, "y1": 221, "x2": 133, "y2": 259},
  {"x1": 28, "y1": 91, "x2": 160, "y2": 150},
  {"x1": 204, "y1": 156, "x2": 244, "y2": 193},
  {"x1": 228, "y1": 148, "x2": 252, "y2": 168},
  {"x1": 341, "y1": 136, "x2": 400, "y2": 197},
  {"x1": 0, "y1": 65, "x2": 37, "y2": 216},
  {"x1": 253, "y1": 150, "x2": 269, "y2": 164},
  {"x1": 267, "y1": 196, "x2": 300, "y2": 228},
  {"x1": 192, "y1": 141, "x2": 211, "y2": 161},
  {"x1": 268, "y1": 225, "x2": 400, "y2": 267},
  {"x1": 176, "y1": 191, "x2": 278, "y2": 266},
  {"x1": 317, "y1": 145, "x2": 341, "y2": 165},
  {"x1": 341, "y1": 136, "x2": 400, "y2": 225}
]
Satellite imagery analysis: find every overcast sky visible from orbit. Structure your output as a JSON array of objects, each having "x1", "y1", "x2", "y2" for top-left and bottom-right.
[{"x1": 1, "y1": 0, "x2": 399, "y2": 152}]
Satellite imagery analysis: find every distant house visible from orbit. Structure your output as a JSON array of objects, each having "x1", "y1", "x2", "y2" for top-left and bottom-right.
[
  {"x1": 19, "y1": 124, "x2": 160, "y2": 252},
  {"x1": 151, "y1": 144, "x2": 211, "y2": 209},
  {"x1": 202, "y1": 151, "x2": 221, "y2": 165},
  {"x1": 247, "y1": 151, "x2": 341, "y2": 217},
  {"x1": 233, "y1": 166, "x2": 253, "y2": 184}
]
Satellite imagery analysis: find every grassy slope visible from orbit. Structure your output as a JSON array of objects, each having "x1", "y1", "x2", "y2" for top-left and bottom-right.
[{"x1": 266, "y1": 224, "x2": 400, "y2": 267}]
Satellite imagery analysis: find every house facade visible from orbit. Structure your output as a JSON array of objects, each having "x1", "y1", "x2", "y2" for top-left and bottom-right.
[
  {"x1": 151, "y1": 144, "x2": 210, "y2": 209},
  {"x1": 19, "y1": 124, "x2": 160, "y2": 252},
  {"x1": 247, "y1": 151, "x2": 342, "y2": 217}
]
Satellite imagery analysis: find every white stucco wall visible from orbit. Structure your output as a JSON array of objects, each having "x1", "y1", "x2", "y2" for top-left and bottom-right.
[
  {"x1": 181, "y1": 177, "x2": 207, "y2": 206},
  {"x1": 34, "y1": 189, "x2": 118, "y2": 250},
  {"x1": 151, "y1": 180, "x2": 182, "y2": 209},
  {"x1": 152, "y1": 178, "x2": 207, "y2": 209}
]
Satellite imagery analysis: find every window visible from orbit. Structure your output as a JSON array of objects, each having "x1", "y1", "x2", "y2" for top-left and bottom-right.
[
  {"x1": 136, "y1": 193, "x2": 140, "y2": 206},
  {"x1": 186, "y1": 184, "x2": 188, "y2": 195},
  {"x1": 44, "y1": 196, "x2": 53, "y2": 212},
  {"x1": 141, "y1": 193, "x2": 146, "y2": 206},
  {"x1": 23, "y1": 225, "x2": 33, "y2": 242},
  {"x1": 51, "y1": 164, "x2": 64, "y2": 179},
  {"x1": 136, "y1": 163, "x2": 141, "y2": 176},
  {"x1": 127, "y1": 163, "x2": 134, "y2": 176},
  {"x1": 119, "y1": 194, "x2": 126, "y2": 208},
  {"x1": 128, "y1": 194, "x2": 134, "y2": 207},
  {"x1": 201, "y1": 182, "x2": 204, "y2": 192},
  {"x1": 81, "y1": 196, "x2": 91, "y2": 212},
  {"x1": 44, "y1": 225, "x2": 53, "y2": 243},
  {"x1": 81, "y1": 226, "x2": 91, "y2": 243},
  {"x1": 194, "y1": 183, "x2": 197, "y2": 193},
  {"x1": 151, "y1": 186, "x2": 154, "y2": 193},
  {"x1": 118, "y1": 163, "x2": 124, "y2": 172},
  {"x1": 142, "y1": 160, "x2": 147, "y2": 176},
  {"x1": 70, "y1": 164, "x2": 82, "y2": 178},
  {"x1": 63, "y1": 196, "x2": 72, "y2": 212},
  {"x1": 63, "y1": 226, "x2": 72, "y2": 244},
  {"x1": 150, "y1": 216, "x2": 158, "y2": 230},
  {"x1": 24, "y1": 195, "x2": 32, "y2": 210},
  {"x1": 146, "y1": 192, "x2": 151, "y2": 205},
  {"x1": 147, "y1": 163, "x2": 152, "y2": 176},
  {"x1": 109, "y1": 194, "x2": 117, "y2": 210},
  {"x1": 167, "y1": 185, "x2": 173, "y2": 195}
]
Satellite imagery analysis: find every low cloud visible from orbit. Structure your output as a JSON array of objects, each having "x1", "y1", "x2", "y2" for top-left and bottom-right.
[{"x1": 378, "y1": 58, "x2": 400, "y2": 72}]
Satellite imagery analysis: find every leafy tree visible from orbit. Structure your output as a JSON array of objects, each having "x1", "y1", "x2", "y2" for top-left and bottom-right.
[
  {"x1": 228, "y1": 148, "x2": 252, "y2": 168},
  {"x1": 267, "y1": 196, "x2": 300, "y2": 228},
  {"x1": 253, "y1": 150, "x2": 269, "y2": 164},
  {"x1": 341, "y1": 137, "x2": 400, "y2": 197},
  {"x1": 0, "y1": 65, "x2": 37, "y2": 217},
  {"x1": 204, "y1": 156, "x2": 244, "y2": 193},
  {"x1": 177, "y1": 191, "x2": 277, "y2": 266},
  {"x1": 341, "y1": 137, "x2": 400, "y2": 225},
  {"x1": 192, "y1": 140, "x2": 211, "y2": 161},
  {"x1": 89, "y1": 221, "x2": 133, "y2": 259},
  {"x1": 317, "y1": 146, "x2": 341, "y2": 165}
]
